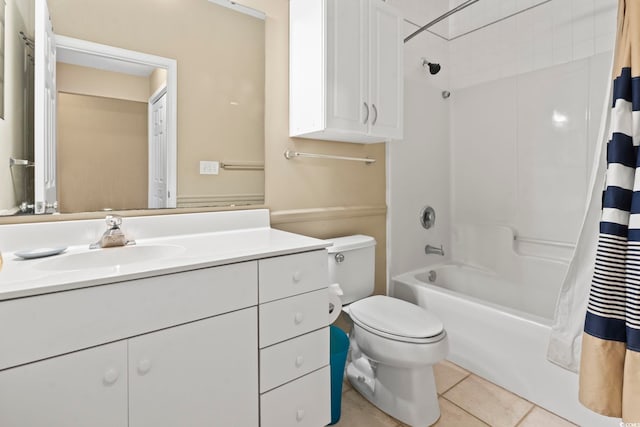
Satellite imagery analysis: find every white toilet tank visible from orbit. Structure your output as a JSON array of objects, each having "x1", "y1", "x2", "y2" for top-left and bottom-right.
[{"x1": 326, "y1": 235, "x2": 376, "y2": 304}]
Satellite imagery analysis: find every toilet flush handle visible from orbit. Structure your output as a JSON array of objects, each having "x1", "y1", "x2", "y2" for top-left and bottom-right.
[{"x1": 335, "y1": 253, "x2": 345, "y2": 263}]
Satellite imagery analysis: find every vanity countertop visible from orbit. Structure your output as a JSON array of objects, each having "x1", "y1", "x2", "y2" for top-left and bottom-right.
[{"x1": 0, "y1": 210, "x2": 330, "y2": 301}]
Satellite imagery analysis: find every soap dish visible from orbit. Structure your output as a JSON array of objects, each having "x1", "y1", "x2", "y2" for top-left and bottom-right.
[{"x1": 15, "y1": 247, "x2": 67, "y2": 260}]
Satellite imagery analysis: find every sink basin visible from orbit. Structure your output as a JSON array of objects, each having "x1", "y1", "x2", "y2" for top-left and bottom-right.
[{"x1": 37, "y1": 245, "x2": 185, "y2": 271}]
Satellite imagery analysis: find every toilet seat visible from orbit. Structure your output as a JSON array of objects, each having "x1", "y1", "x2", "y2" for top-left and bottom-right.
[{"x1": 349, "y1": 295, "x2": 445, "y2": 344}]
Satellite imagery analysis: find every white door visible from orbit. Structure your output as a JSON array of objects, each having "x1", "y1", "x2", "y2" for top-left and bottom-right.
[
  {"x1": 368, "y1": 0, "x2": 403, "y2": 140},
  {"x1": 34, "y1": 0, "x2": 57, "y2": 214},
  {"x1": 325, "y1": 0, "x2": 368, "y2": 134},
  {"x1": 0, "y1": 341, "x2": 128, "y2": 427},
  {"x1": 148, "y1": 87, "x2": 168, "y2": 208},
  {"x1": 128, "y1": 308, "x2": 259, "y2": 427}
]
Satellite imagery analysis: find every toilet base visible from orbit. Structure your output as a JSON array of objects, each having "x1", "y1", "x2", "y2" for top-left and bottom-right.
[{"x1": 347, "y1": 359, "x2": 441, "y2": 427}]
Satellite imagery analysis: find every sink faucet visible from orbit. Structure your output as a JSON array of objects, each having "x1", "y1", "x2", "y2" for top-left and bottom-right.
[
  {"x1": 425, "y1": 244, "x2": 444, "y2": 256},
  {"x1": 90, "y1": 215, "x2": 136, "y2": 249}
]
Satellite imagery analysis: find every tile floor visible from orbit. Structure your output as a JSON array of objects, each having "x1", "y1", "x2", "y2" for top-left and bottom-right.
[{"x1": 333, "y1": 360, "x2": 577, "y2": 427}]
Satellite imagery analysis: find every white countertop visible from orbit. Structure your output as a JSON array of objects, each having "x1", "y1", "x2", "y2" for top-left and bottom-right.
[{"x1": 0, "y1": 210, "x2": 330, "y2": 301}]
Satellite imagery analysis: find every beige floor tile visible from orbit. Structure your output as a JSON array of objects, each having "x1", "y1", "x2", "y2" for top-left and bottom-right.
[
  {"x1": 434, "y1": 361, "x2": 470, "y2": 395},
  {"x1": 443, "y1": 375, "x2": 533, "y2": 427},
  {"x1": 433, "y1": 398, "x2": 490, "y2": 427},
  {"x1": 343, "y1": 378, "x2": 352, "y2": 393},
  {"x1": 517, "y1": 407, "x2": 577, "y2": 427},
  {"x1": 332, "y1": 389, "x2": 398, "y2": 427}
]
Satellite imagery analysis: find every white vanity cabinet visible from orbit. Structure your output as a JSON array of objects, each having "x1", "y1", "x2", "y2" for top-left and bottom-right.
[
  {"x1": 0, "y1": 246, "x2": 330, "y2": 427},
  {"x1": 289, "y1": 0, "x2": 403, "y2": 143},
  {"x1": 0, "y1": 261, "x2": 259, "y2": 427},
  {"x1": 128, "y1": 308, "x2": 259, "y2": 427},
  {"x1": 0, "y1": 341, "x2": 129, "y2": 427},
  {"x1": 258, "y1": 250, "x2": 331, "y2": 427},
  {"x1": 0, "y1": 310, "x2": 258, "y2": 427}
]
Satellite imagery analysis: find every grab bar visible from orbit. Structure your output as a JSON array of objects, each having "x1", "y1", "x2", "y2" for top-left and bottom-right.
[{"x1": 514, "y1": 236, "x2": 575, "y2": 249}]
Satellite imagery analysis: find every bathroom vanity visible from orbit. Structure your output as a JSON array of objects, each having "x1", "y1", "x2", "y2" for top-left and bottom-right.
[{"x1": 0, "y1": 210, "x2": 331, "y2": 427}]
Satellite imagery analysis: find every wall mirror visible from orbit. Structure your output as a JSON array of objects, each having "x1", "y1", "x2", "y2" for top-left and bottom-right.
[{"x1": 1, "y1": 0, "x2": 265, "y2": 217}]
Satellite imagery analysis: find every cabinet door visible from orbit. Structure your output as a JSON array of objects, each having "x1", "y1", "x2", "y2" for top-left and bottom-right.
[
  {"x1": 368, "y1": 0, "x2": 403, "y2": 140},
  {"x1": 326, "y1": 0, "x2": 369, "y2": 134},
  {"x1": 129, "y1": 307, "x2": 259, "y2": 427},
  {"x1": 0, "y1": 341, "x2": 127, "y2": 427}
]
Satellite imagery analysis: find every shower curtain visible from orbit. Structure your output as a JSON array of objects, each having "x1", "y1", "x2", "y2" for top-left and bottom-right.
[
  {"x1": 547, "y1": 17, "x2": 614, "y2": 375},
  {"x1": 578, "y1": 0, "x2": 640, "y2": 421}
]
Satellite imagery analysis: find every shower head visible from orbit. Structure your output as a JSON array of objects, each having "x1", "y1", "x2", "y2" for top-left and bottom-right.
[{"x1": 422, "y1": 58, "x2": 441, "y2": 75}]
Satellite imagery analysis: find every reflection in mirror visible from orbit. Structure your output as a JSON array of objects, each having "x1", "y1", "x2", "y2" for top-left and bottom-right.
[
  {"x1": 1, "y1": 0, "x2": 265, "y2": 217},
  {"x1": 1, "y1": 0, "x2": 34, "y2": 216},
  {"x1": 55, "y1": 36, "x2": 177, "y2": 213}
]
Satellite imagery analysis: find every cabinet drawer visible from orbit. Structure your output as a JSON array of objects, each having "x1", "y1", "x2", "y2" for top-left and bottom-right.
[
  {"x1": 259, "y1": 289, "x2": 328, "y2": 348},
  {"x1": 259, "y1": 250, "x2": 328, "y2": 303},
  {"x1": 260, "y1": 327, "x2": 329, "y2": 393},
  {"x1": 260, "y1": 366, "x2": 330, "y2": 427},
  {"x1": 0, "y1": 261, "x2": 257, "y2": 371}
]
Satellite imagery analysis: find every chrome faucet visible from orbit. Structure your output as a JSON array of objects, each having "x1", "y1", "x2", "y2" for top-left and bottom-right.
[
  {"x1": 425, "y1": 244, "x2": 444, "y2": 256},
  {"x1": 90, "y1": 215, "x2": 135, "y2": 249}
]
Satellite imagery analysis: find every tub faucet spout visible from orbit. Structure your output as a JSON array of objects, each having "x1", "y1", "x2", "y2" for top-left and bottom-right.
[{"x1": 425, "y1": 244, "x2": 444, "y2": 256}]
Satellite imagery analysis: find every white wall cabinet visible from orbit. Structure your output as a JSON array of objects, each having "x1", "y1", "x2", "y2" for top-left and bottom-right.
[
  {"x1": 0, "y1": 250, "x2": 329, "y2": 427},
  {"x1": 290, "y1": 0, "x2": 403, "y2": 143}
]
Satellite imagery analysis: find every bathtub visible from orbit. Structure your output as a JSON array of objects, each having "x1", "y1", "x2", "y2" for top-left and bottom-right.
[{"x1": 392, "y1": 263, "x2": 615, "y2": 427}]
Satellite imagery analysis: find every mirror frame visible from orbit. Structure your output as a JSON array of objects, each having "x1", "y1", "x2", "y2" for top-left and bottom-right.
[{"x1": 55, "y1": 34, "x2": 178, "y2": 209}]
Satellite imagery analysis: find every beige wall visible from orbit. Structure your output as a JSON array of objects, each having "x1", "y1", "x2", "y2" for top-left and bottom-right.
[
  {"x1": 0, "y1": 0, "x2": 32, "y2": 213},
  {"x1": 57, "y1": 93, "x2": 148, "y2": 212},
  {"x1": 49, "y1": 0, "x2": 265, "y2": 205},
  {"x1": 57, "y1": 63, "x2": 151, "y2": 103}
]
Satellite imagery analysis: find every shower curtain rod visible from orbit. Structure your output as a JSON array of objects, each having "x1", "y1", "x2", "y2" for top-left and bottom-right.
[{"x1": 404, "y1": 0, "x2": 480, "y2": 44}]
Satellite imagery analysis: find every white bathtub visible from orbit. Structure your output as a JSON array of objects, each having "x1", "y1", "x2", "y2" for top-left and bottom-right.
[{"x1": 392, "y1": 263, "x2": 615, "y2": 427}]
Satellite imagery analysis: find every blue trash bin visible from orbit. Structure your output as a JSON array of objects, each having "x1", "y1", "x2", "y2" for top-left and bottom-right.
[{"x1": 329, "y1": 325, "x2": 350, "y2": 425}]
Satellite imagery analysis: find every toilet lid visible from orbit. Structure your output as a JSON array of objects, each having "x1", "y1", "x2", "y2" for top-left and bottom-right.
[{"x1": 349, "y1": 295, "x2": 444, "y2": 340}]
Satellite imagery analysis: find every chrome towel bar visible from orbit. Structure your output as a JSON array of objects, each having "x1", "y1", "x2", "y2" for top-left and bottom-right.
[{"x1": 284, "y1": 150, "x2": 375, "y2": 164}]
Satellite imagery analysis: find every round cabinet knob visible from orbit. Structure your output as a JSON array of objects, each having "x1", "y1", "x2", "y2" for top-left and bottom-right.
[
  {"x1": 137, "y1": 359, "x2": 152, "y2": 376},
  {"x1": 295, "y1": 355, "x2": 304, "y2": 368},
  {"x1": 292, "y1": 271, "x2": 302, "y2": 283},
  {"x1": 103, "y1": 368, "x2": 119, "y2": 386},
  {"x1": 296, "y1": 409, "x2": 305, "y2": 422},
  {"x1": 294, "y1": 312, "x2": 304, "y2": 324}
]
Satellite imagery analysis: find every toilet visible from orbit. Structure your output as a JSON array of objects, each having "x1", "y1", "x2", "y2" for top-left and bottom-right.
[{"x1": 327, "y1": 235, "x2": 448, "y2": 427}]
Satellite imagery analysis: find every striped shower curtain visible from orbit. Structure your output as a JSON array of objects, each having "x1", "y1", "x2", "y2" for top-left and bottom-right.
[{"x1": 580, "y1": 0, "x2": 640, "y2": 421}]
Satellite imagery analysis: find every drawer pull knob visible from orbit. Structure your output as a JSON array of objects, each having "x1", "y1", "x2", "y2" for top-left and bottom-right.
[
  {"x1": 296, "y1": 409, "x2": 305, "y2": 421},
  {"x1": 137, "y1": 359, "x2": 152, "y2": 376},
  {"x1": 294, "y1": 312, "x2": 304, "y2": 324},
  {"x1": 295, "y1": 355, "x2": 304, "y2": 367},
  {"x1": 103, "y1": 368, "x2": 119, "y2": 386},
  {"x1": 292, "y1": 271, "x2": 302, "y2": 282}
]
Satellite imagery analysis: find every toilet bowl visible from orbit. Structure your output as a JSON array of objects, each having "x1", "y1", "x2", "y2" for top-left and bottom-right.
[{"x1": 327, "y1": 236, "x2": 449, "y2": 427}]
